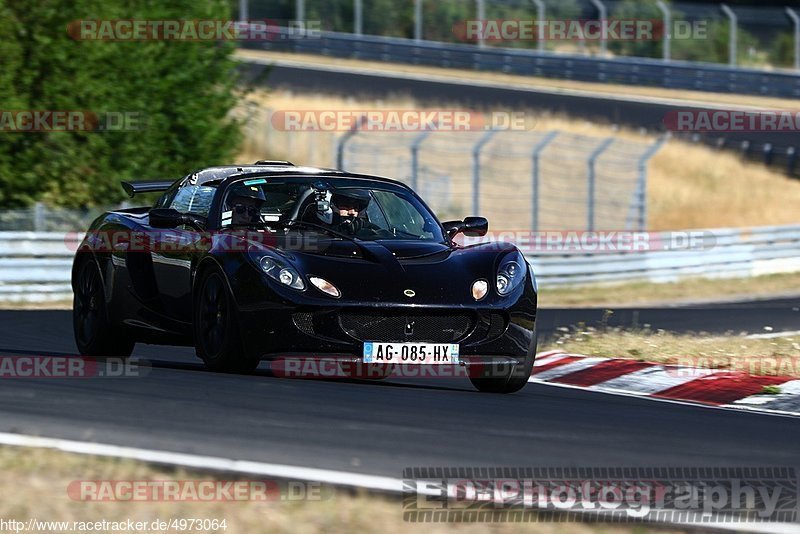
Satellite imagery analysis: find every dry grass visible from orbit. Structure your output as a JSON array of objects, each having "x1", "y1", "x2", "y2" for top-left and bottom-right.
[
  {"x1": 538, "y1": 271, "x2": 800, "y2": 307},
  {"x1": 236, "y1": 49, "x2": 800, "y2": 111},
  {"x1": 648, "y1": 142, "x2": 800, "y2": 230},
  {"x1": 541, "y1": 326, "x2": 800, "y2": 378},
  {"x1": 0, "y1": 299, "x2": 72, "y2": 310},
  {"x1": 0, "y1": 446, "x2": 679, "y2": 534},
  {"x1": 236, "y1": 90, "x2": 800, "y2": 231}
]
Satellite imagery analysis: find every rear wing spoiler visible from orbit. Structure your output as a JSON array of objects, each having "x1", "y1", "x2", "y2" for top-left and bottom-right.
[{"x1": 121, "y1": 180, "x2": 174, "y2": 198}]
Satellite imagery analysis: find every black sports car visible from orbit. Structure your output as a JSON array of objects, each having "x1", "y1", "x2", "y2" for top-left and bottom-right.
[{"x1": 72, "y1": 161, "x2": 538, "y2": 393}]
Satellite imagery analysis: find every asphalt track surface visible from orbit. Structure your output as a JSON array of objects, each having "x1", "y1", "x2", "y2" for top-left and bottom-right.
[{"x1": 0, "y1": 302, "x2": 798, "y2": 478}]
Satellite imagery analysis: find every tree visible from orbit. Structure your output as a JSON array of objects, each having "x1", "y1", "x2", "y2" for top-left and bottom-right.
[{"x1": 0, "y1": 0, "x2": 242, "y2": 207}]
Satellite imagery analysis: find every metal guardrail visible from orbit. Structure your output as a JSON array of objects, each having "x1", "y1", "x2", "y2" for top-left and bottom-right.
[
  {"x1": 0, "y1": 233, "x2": 79, "y2": 302},
  {"x1": 2, "y1": 226, "x2": 800, "y2": 301},
  {"x1": 242, "y1": 28, "x2": 800, "y2": 98},
  {"x1": 528, "y1": 225, "x2": 800, "y2": 285}
]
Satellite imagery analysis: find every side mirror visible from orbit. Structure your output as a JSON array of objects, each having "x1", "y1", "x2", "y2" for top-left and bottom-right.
[
  {"x1": 463, "y1": 216, "x2": 488, "y2": 237},
  {"x1": 442, "y1": 220, "x2": 463, "y2": 237},
  {"x1": 442, "y1": 217, "x2": 489, "y2": 238},
  {"x1": 149, "y1": 208, "x2": 205, "y2": 229}
]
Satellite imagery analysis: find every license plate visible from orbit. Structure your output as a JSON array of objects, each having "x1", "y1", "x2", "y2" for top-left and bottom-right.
[{"x1": 363, "y1": 342, "x2": 459, "y2": 364}]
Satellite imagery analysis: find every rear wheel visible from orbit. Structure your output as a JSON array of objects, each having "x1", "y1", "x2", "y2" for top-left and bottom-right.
[
  {"x1": 194, "y1": 269, "x2": 259, "y2": 374},
  {"x1": 73, "y1": 259, "x2": 134, "y2": 358}
]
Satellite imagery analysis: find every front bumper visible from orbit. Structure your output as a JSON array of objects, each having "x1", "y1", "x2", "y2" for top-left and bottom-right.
[{"x1": 237, "y1": 300, "x2": 537, "y2": 363}]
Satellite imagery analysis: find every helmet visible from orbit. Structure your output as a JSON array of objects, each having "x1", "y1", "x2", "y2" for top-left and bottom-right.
[
  {"x1": 228, "y1": 185, "x2": 265, "y2": 204},
  {"x1": 332, "y1": 189, "x2": 371, "y2": 211}
]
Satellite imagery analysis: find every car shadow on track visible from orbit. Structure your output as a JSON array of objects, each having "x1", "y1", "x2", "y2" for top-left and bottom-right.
[{"x1": 0, "y1": 347, "x2": 479, "y2": 393}]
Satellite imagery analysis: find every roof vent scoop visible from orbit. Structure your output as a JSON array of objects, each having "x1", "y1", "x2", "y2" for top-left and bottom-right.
[{"x1": 254, "y1": 160, "x2": 294, "y2": 166}]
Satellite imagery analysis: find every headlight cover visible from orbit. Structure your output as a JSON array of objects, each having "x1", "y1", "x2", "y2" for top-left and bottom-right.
[
  {"x1": 259, "y1": 256, "x2": 305, "y2": 290},
  {"x1": 471, "y1": 279, "x2": 488, "y2": 301},
  {"x1": 309, "y1": 276, "x2": 341, "y2": 298},
  {"x1": 496, "y1": 251, "x2": 525, "y2": 296}
]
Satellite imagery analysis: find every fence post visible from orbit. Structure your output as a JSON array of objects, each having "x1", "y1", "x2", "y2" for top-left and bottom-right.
[
  {"x1": 410, "y1": 130, "x2": 432, "y2": 190},
  {"x1": 530, "y1": 131, "x2": 559, "y2": 231},
  {"x1": 296, "y1": 0, "x2": 305, "y2": 23},
  {"x1": 34, "y1": 202, "x2": 45, "y2": 232},
  {"x1": 354, "y1": 0, "x2": 363, "y2": 35},
  {"x1": 531, "y1": 0, "x2": 545, "y2": 52},
  {"x1": 632, "y1": 136, "x2": 666, "y2": 230},
  {"x1": 720, "y1": 4, "x2": 737, "y2": 67},
  {"x1": 656, "y1": 0, "x2": 671, "y2": 61},
  {"x1": 471, "y1": 129, "x2": 498, "y2": 215},
  {"x1": 414, "y1": 0, "x2": 423, "y2": 41},
  {"x1": 787, "y1": 7, "x2": 800, "y2": 71},
  {"x1": 238, "y1": 0, "x2": 248, "y2": 22},
  {"x1": 264, "y1": 108, "x2": 273, "y2": 151},
  {"x1": 336, "y1": 116, "x2": 366, "y2": 170},
  {"x1": 586, "y1": 137, "x2": 615, "y2": 231},
  {"x1": 476, "y1": 0, "x2": 486, "y2": 49},
  {"x1": 589, "y1": 0, "x2": 607, "y2": 56}
]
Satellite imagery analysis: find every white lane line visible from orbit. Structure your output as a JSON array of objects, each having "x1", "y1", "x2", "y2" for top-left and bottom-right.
[
  {"x1": 0, "y1": 432, "x2": 795, "y2": 532},
  {"x1": 0, "y1": 432, "x2": 404, "y2": 493},
  {"x1": 746, "y1": 330, "x2": 800, "y2": 339},
  {"x1": 531, "y1": 357, "x2": 607, "y2": 380}
]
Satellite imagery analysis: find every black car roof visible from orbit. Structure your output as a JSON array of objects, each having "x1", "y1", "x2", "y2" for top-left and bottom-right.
[{"x1": 188, "y1": 165, "x2": 409, "y2": 190}]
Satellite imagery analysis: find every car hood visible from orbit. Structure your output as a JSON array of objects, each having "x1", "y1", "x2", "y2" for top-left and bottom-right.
[{"x1": 252, "y1": 237, "x2": 520, "y2": 305}]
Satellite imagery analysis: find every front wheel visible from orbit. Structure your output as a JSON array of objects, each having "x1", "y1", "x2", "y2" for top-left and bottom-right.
[
  {"x1": 194, "y1": 269, "x2": 259, "y2": 374},
  {"x1": 73, "y1": 259, "x2": 134, "y2": 358},
  {"x1": 469, "y1": 328, "x2": 537, "y2": 394}
]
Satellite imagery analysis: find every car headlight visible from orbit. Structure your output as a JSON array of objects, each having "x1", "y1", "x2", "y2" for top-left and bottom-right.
[
  {"x1": 309, "y1": 276, "x2": 340, "y2": 298},
  {"x1": 260, "y1": 256, "x2": 305, "y2": 290},
  {"x1": 471, "y1": 279, "x2": 488, "y2": 301},
  {"x1": 496, "y1": 252, "x2": 525, "y2": 296}
]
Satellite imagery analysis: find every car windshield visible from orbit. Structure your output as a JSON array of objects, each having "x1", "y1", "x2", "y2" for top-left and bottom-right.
[{"x1": 221, "y1": 178, "x2": 445, "y2": 242}]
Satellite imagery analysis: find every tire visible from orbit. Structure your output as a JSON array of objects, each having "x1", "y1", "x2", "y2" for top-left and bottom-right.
[
  {"x1": 194, "y1": 268, "x2": 259, "y2": 374},
  {"x1": 469, "y1": 327, "x2": 537, "y2": 394},
  {"x1": 73, "y1": 259, "x2": 135, "y2": 358}
]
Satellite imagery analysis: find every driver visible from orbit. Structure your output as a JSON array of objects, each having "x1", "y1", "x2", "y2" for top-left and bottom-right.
[
  {"x1": 330, "y1": 190, "x2": 375, "y2": 235},
  {"x1": 229, "y1": 188, "x2": 265, "y2": 226}
]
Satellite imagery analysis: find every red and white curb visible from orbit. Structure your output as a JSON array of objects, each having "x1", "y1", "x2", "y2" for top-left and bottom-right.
[{"x1": 530, "y1": 351, "x2": 800, "y2": 417}]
